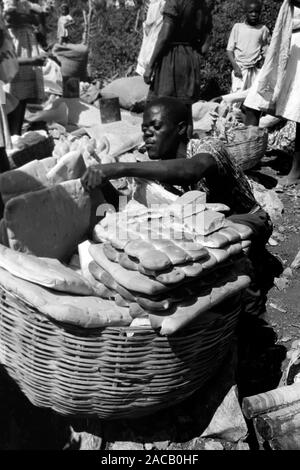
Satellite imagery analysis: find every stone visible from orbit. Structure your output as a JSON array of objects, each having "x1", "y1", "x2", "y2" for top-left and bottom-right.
[
  {"x1": 274, "y1": 277, "x2": 290, "y2": 291},
  {"x1": 268, "y1": 238, "x2": 279, "y2": 247},
  {"x1": 234, "y1": 441, "x2": 250, "y2": 450},
  {"x1": 153, "y1": 441, "x2": 170, "y2": 450},
  {"x1": 283, "y1": 268, "x2": 293, "y2": 279},
  {"x1": 109, "y1": 441, "x2": 144, "y2": 451},
  {"x1": 204, "y1": 440, "x2": 224, "y2": 451},
  {"x1": 144, "y1": 443, "x2": 154, "y2": 450},
  {"x1": 291, "y1": 250, "x2": 300, "y2": 269},
  {"x1": 251, "y1": 181, "x2": 284, "y2": 222},
  {"x1": 201, "y1": 386, "x2": 248, "y2": 443}
]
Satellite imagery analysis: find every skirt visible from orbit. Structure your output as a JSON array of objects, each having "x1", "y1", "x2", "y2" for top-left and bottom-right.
[
  {"x1": 148, "y1": 44, "x2": 204, "y2": 105},
  {"x1": 7, "y1": 25, "x2": 45, "y2": 103}
]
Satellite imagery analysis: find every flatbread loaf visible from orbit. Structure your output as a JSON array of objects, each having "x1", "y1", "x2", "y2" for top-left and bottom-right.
[
  {"x1": 156, "y1": 270, "x2": 250, "y2": 335},
  {"x1": 78, "y1": 240, "x2": 114, "y2": 298},
  {"x1": 218, "y1": 227, "x2": 241, "y2": 244},
  {"x1": 200, "y1": 232, "x2": 229, "y2": 249},
  {"x1": 89, "y1": 261, "x2": 137, "y2": 302},
  {"x1": 226, "y1": 221, "x2": 253, "y2": 240},
  {"x1": 125, "y1": 240, "x2": 172, "y2": 271},
  {"x1": 0, "y1": 267, "x2": 132, "y2": 329},
  {"x1": 89, "y1": 244, "x2": 171, "y2": 296},
  {"x1": 0, "y1": 244, "x2": 94, "y2": 295},
  {"x1": 151, "y1": 239, "x2": 192, "y2": 265}
]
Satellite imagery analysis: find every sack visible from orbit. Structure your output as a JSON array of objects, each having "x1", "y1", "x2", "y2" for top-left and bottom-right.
[
  {"x1": 0, "y1": 36, "x2": 19, "y2": 84},
  {"x1": 53, "y1": 43, "x2": 88, "y2": 80},
  {"x1": 101, "y1": 76, "x2": 149, "y2": 113}
]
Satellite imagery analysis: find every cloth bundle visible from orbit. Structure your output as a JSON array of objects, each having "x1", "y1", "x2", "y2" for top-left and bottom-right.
[{"x1": 87, "y1": 194, "x2": 252, "y2": 334}]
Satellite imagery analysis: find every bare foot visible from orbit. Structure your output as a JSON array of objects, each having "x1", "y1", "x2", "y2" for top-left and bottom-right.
[{"x1": 280, "y1": 152, "x2": 300, "y2": 186}]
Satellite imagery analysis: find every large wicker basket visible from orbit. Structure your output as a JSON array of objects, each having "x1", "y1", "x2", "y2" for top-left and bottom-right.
[
  {"x1": 0, "y1": 281, "x2": 242, "y2": 420},
  {"x1": 225, "y1": 126, "x2": 268, "y2": 171}
]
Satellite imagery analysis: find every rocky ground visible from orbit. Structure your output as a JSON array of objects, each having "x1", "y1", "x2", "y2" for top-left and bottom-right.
[{"x1": 255, "y1": 152, "x2": 300, "y2": 376}]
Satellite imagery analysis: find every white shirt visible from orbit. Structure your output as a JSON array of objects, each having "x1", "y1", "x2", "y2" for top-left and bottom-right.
[{"x1": 227, "y1": 22, "x2": 270, "y2": 69}]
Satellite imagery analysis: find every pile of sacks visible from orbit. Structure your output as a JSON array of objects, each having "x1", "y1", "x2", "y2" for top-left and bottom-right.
[{"x1": 84, "y1": 193, "x2": 252, "y2": 335}]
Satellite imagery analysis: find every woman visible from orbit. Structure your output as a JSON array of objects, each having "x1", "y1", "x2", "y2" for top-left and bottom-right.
[
  {"x1": 244, "y1": 0, "x2": 300, "y2": 186},
  {"x1": 0, "y1": 12, "x2": 18, "y2": 172},
  {"x1": 81, "y1": 97, "x2": 273, "y2": 318},
  {"x1": 3, "y1": 0, "x2": 47, "y2": 135},
  {"x1": 144, "y1": 0, "x2": 212, "y2": 137}
]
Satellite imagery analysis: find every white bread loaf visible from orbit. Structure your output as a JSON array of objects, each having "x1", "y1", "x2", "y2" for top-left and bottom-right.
[
  {"x1": 46, "y1": 150, "x2": 86, "y2": 184},
  {"x1": 184, "y1": 210, "x2": 226, "y2": 236}
]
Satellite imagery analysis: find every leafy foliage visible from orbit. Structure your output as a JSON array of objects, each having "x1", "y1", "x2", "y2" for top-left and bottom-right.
[{"x1": 50, "y1": 0, "x2": 283, "y2": 93}]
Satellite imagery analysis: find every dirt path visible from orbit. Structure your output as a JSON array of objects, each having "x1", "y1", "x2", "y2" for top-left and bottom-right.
[{"x1": 251, "y1": 153, "x2": 300, "y2": 378}]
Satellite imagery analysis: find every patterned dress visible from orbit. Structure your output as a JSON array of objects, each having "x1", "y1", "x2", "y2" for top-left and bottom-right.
[
  {"x1": 4, "y1": 0, "x2": 44, "y2": 102},
  {"x1": 186, "y1": 137, "x2": 257, "y2": 215}
]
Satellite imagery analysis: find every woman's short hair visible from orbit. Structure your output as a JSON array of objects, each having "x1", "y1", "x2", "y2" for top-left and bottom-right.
[{"x1": 145, "y1": 97, "x2": 189, "y2": 126}]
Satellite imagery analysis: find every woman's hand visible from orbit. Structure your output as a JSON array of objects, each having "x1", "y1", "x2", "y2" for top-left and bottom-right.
[
  {"x1": 81, "y1": 165, "x2": 109, "y2": 192},
  {"x1": 144, "y1": 64, "x2": 154, "y2": 85}
]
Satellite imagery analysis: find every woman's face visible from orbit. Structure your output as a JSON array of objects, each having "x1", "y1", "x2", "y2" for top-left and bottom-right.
[{"x1": 142, "y1": 105, "x2": 181, "y2": 160}]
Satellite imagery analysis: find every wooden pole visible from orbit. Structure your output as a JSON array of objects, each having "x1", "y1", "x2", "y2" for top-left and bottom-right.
[{"x1": 242, "y1": 383, "x2": 300, "y2": 419}]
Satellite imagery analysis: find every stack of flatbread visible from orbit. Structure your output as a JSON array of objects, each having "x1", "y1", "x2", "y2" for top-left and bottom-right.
[{"x1": 85, "y1": 192, "x2": 253, "y2": 334}]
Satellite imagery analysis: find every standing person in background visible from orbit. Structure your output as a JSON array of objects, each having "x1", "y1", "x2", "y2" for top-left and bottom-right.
[
  {"x1": 136, "y1": 0, "x2": 166, "y2": 77},
  {"x1": 3, "y1": 0, "x2": 47, "y2": 136},
  {"x1": 0, "y1": 12, "x2": 15, "y2": 173},
  {"x1": 143, "y1": 0, "x2": 212, "y2": 138},
  {"x1": 226, "y1": 0, "x2": 270, "y2": 94},
  {"x1": 57, "y1": 3, "x2": 74, "y2": 45},
  {"x1": 244, "y1": 0, "x2": 300, "y2": 186}
]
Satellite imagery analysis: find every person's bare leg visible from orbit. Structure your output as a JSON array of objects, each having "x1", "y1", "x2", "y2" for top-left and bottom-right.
[
  {"x1": 0, "y1": 148, "x2": 10, "y2": 173},
  {"x1": 281, "y1": 121, "x2": 300, "y2": 185},
  {"x1": 7, "y1": 100, "x2": 27, "y2": 136},
  {"x1": 186, "y1": 104, "x2": 193, "y2": 139},
  {"x1": 244, "y1": 106, "x2": 261, "y2": 126}
]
